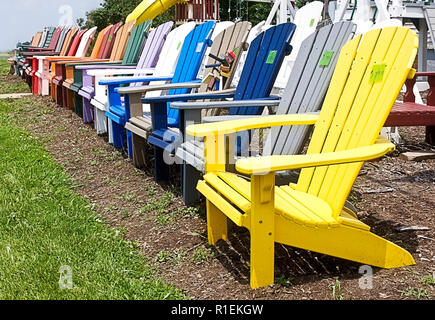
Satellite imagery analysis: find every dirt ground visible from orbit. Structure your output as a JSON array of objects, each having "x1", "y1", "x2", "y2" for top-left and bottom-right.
[{"x1": 4, "y1": 82, "x2": 434, "y2": 300}]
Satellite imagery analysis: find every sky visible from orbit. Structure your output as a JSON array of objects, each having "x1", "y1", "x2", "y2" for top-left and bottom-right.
[{"x1": 0, "y1": 0, "x2": 103, "y2": 51}]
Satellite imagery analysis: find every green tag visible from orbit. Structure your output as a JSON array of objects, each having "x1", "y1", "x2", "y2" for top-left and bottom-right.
[
  {"x1": 177, "y1": 41, "x2": 181, "y2": 50},
  {"x1": 369, "y1": 63, "x2": 386, "y2": 83},
  {"x1": 233, "y1": 47, "x2": 239, "y2": 56},
  {"x1": 319, "y1": 51, "x2": 334, "y2": 66},
  {"x1": 310, "y1": 18, "x2": 315, "y2": 27},
  {"x1": 108, "y1": 35, "x2": 112, "y2": 43},
  {"x1": 266, "y1": 50, "x2": 277, "y2": 64}
]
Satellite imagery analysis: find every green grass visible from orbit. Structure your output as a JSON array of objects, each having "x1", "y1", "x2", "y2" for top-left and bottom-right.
[
  {"x1": 0, "y1": 99, "x2": 184, "y2": 299},
  {"x1": 0, "y1": 57, "x2": 30, "y2": 94}
]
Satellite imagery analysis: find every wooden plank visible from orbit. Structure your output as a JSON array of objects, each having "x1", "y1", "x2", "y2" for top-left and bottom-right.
[
  {"x1": 281, "y1": 21, "x2": 356, "y2": 156},
  {"x1": 399, "y1": 151, "x2": 435, "y2": 161},
  {"x1": 326, "y1": 29, "x2": 418, "y2": 216}
]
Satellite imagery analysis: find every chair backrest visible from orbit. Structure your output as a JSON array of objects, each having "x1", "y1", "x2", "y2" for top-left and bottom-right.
[
  {"x1": 231, "y1": 21, "x2": 267, "y2": 88},
  {"x1": 109, "y1": 21, "x2": 136, "y2": 61},
  {"x1": 199, "y1": 21, "x2": 252, "y2": 90},
  {"x1": 38, "y1": 28, "x2": 49, "y2": 47},
  {"x1": 166, "y1": 21, "x2": 216, "y2": 125},
  {"x1": 266, "y1": 21, "x2": 355, "y2": 156},
  {"x1": 100, "y1": 22, "x2": 123, "y2": 60},
  {"x1": 31, "y1": 32, "x2": 43, "y2": 47},
  {"x1": 46, "y1": 26, "x2": 63, "y2": 50},
  {"x1": 75, "y1": 27, "x2": 98, "y2": 57},
  {"x1": 43, "y1": 27, "x2": 56, "y2": 48},
  {"x1": 60, "y1": 27, "x2": 79, "y2": 56},
  {"x1": 197, "y1": 21, "x2": 235, "y2": 79},
  {"x1": 228, "y1": 22, "x2": 297, "y2": 116},
  {"x1": 95, "y1": 25, "x2": 114, "y2": 59},
  {"x1": 89, "y1": 25, "x2": 112, "y2": 59},
  {"x1": 295, "y1": 26, "x2": 417, "y2": 217},
  {"x1": 274, "y1": 0, "x2": 324, "y2": 89},
  {"x1": 67, "y1": 29, "x2": 87, "y2": 56},
  {"x1": 141, "y1": 21, "x2": 197, "y2": 98},
  {"x1": 129, "y1": 21, "x2": 173, "y2": 75},
  {"x1": 55, "y1": 27, "x2": 69, "y2": 52},
  {"x1": 122, "y1": 20, "x2": 153, "y2": 64}
]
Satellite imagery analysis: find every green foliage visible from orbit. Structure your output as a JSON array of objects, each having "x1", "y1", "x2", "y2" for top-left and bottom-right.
[
  {"x1": 82, "y1": 0, "x2": 142, "y2": 31},
  {"x1": 219, "y1": 1, "x2": 273, "y2": 26},
  {"x1": 152, "y1": 7, "x2": 175, "y2": 28},
  {"x1": 80, "y1": 0, "x2": 175, "y2": 31}
]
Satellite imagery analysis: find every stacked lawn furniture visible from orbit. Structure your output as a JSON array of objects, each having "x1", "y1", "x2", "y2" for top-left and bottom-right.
[
  {"x1": 60, "y1": 21, "x2": 141, "y2": 112},
  {"x1": 13, "y1": 27, "x2": 50, "y2": 74},
  {"x1": 71, "y1": 20, "x2": 166, "y2": 122},
  {"x1": 17, "y1": 27, "x2": 57, "y2": 86},
  {"x1": 170, "y1": 21, "x2": 356, "y2": 205},
  {"x1": 33, "y1": 27, "x2": 88, "y2": 96},
  {"x1": 22, "y1": 26, "x2": 72, "y2": 94},
  {"x1": 186, "y1": 26, "x2": 418, "y2": 288},
  {"x1": 41, "y1": 24, "x2": 121, "y2": 101},
  {"x1": 103, "y1": 21, "x2": 246, "y2": 149},
  {"x1": 52, "y1": 22, "x2": 135, "y2": 108},
  {"x1": 10, "y1": 30, "x2": 43, "y2": 70},
  {"x1": 81, "y1": 22, "x2": 195, "y2": 131},
  {"x1": 115, "y1": 22, "x2": 297, "y2": 206},
  {"x1": 66, "y1": 21, "x2": 156, "y2": 122},
  {"x1": 36, "y1": 26, "x2": 109, "y2": 98},
  {"x1": 18, "y1": 27, "x2": 57, "y2": 76},
  {"x1": 22, "y1": 26, "x2": 64, "y2": 74},
  {"x1": 94, "y1": 21, "x2": 216, "y2": 148},
  {"x1": 24, "y1": 27, "x2": 83, "y2": 93},
  {"x1": 34, "y1": 27, "x2": 98, "y2": 100}
]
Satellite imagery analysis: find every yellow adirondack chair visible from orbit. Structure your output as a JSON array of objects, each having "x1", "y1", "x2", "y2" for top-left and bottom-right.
[{"x1": 186, "y1": 26, "x2": 418, "y2": 288}]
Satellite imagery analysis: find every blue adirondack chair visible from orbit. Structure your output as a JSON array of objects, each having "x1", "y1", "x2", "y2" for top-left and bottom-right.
[
  {"x1": 100, "y1": 21, "x2": 216, "y2": 154},
  {"x1": 112, "y1": 22, "x2": 296, "y2": 188}
]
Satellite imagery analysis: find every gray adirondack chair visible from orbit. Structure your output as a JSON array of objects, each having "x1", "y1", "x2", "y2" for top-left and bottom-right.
[{"x1": 172, "y1": 21, "x2": 356, "y2": 205}]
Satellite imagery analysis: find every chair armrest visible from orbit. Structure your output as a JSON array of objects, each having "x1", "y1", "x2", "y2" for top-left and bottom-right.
[
  {"x1": 235, "y1": 137, "x2": 395, "y2": 175},
  {"x1": 171, "y1": 97, "x2": 279, "y2": 110},
  {"x1": 22, "y1": 51, "x2": 59, "y2": 56},
  {"x1": 99, "y1": 75, "x2": 174, "y2": 86},
  {"x1": 86, "y1": 67, "x2": 153, "y2": 77},
  {"x1": 140, "y1": 88, "x2": 235, "y2": 104},
  {"x1": 71, "y1": 61, "x2": 130, "y2": 68},
  {"x1": 54, "y1": 59, "x2": 111, "y2": 66},
  {"x1": 187, "y1": 113, "x2": 319, "y2": 137}
]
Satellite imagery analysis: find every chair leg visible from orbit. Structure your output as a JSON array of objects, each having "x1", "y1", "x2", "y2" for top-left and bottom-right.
[
  {"x1": 206, "y1": 200, "x2": 228, "y2": 245},
  {"x1": 83, "y1": 98, "x2": 94, "y2": 123},
  {"x1": 182, "y1": 163, "x2": 201, "y2": 205},
  {"x1": 154, "y1": 146, "x2": 170, "y2": 181},
  {"x1": 107, "y1": 118, "x2": 114, "y2": 144},
  {"x1": 112, "y1": 121, "x2": 125, "y2": 149},
  {"x1": 126, "y1": 130, "x2": 133, "y2": 158},
  {"x1": 74, "y1": 92, "x2": 83, "y2": 118},
  {"x1": 41, "y1": 78, "x2": 49, "y2": 96},
  {"x1": 56, "y1": 85, "x2": 63, "y2": 106},
  {"x1": 95, "y1": 108, "x2": 107, "y2": 134},
  {"x1": 131, "y1": 132, "x2": 147, "y2": 168},
  {"x1": 250, "y1": 174, "x2": 275, "y2": 288},
  {"x1": 426, "y1": 126, "x2": 435, "y2": 145}
]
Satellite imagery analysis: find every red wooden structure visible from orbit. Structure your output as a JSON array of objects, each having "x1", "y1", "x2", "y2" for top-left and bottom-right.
[
  {"x1": 175, "y1": 0, "x2": 219, "y2": 23},
  {"x1": 387, "y1": 72, "x2": 435, "y2": 145}
]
